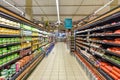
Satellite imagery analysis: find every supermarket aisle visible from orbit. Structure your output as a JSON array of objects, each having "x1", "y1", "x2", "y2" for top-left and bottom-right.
[{"x1": 27, "y1": 42, "x2": 89, "y2": 80}]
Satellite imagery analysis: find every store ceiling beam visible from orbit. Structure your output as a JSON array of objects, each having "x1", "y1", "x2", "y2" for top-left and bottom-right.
[
  {"x1": 33, "y1": 14, "x2": 100, "y2": 16},
  {"x1": 25, "y1": 0, "x2": 33, "y2": 20},
  {"x1": 4, "y1": 4, "x2": 107, "y2": 7},
  {"x1": 110, "y1": 0, "x2": 118, "y2": 9}
]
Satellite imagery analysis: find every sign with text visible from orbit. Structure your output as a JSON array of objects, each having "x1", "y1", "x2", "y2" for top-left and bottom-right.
[{"x1": 64, "y1": 18, "x2": 72, "y2": 29}]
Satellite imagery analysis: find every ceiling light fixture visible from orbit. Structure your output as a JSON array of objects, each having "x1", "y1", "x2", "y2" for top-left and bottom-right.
[
  {"x1": 93, "y1": 0, "x2": 114, "y2": 15},
  {"x1": 2, "y1": 0, "x2": 24, "y2": 15},
  {"x1": 56, "y1": 0, "x2": 61, "y2": 25}
]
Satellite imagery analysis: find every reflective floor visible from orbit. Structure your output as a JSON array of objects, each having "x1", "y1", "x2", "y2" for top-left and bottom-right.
[{"x1": 27, "y1": 42, "x2": 89, "y2": 80}]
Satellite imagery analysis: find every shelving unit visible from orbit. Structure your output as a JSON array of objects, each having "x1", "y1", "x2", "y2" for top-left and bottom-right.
[
  {"x1": 0, "y1": 6, "x2": 54, "y2": 80},
  {"x1": 70, "y1": 31, "x2": 75, "y2": 53},
  {"x1": 74, "y1": 6, "x2": 120, "y2": 80}
]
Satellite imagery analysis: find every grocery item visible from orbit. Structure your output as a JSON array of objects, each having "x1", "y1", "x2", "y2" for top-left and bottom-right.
[
  {"x1": 103, "y1": 40, "x2": 114, "y2": 43},
  {"x1": 107, "y1": 47, "x2": 120, "y2": 54},
  {"x1": 23, "y1": 31, "x2": 32, "y2": 36},
  {"x1": 15, "y1": 54, "x2": 34, "y2": 72},
  {"x1": 0, "y1": 27, "x2": 20, "y2": 35},
  {"x1": 32, "y1": 32, "x2": 39, "y2": 36},
  {"x1": 100, "y1": 62, "x2": 120, "y2": 79},
  {"x1": 114, "y1": 29, "x2": 120, "y2": 34},
  {"x1": 32, "y1": 45, "x2": 37, "y2": 51},
  {"x1": 20, "y1": 48, "x2": 31, "y2": 57},
  {"x1": 0, "y1": 64, "x2": 16, "y2": 79},
  {"x1": 21, "y1": 42, "x2": 31, "y2": 49},
  {"x1": 115, "y1": 38, "x2": 120, "y2": 44},
  {"x1": 0, "y1": 17, "x2": 20, "y2": 28}
]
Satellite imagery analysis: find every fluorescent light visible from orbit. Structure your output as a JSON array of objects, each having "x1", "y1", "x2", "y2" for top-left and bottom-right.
[
  {"x1": 56, "y1": 0, "x2": 61, "y2": 25},
  {"x1": 2, "y1": 0, "x2": 24, "y2": 15},
  {"x1": 94, "y1": 0, "x2": 114, "y2": 15}
]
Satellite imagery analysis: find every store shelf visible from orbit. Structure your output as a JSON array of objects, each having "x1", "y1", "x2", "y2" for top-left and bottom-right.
[
  {"x1": 76, "y1": 40, "x2": 89, "y2": 47},
  {"x1": 9, "y1": 53, "x2": 45, "y2": 80},
  {"x1": 0, "y1": 12, "x2": 20, "y2": 22},
  {"x1": 22, "y1": 40, "x2": 32, "y2": 43},
  {"x1": 97, "y1": 68, "x2": 114, "y2": 80},
  {"x1": 90, "y1": 33, "x2": 120, "y2": 37},
  {"x1": 76, "y1": 23, "x2": 120, "y2": 34},
  {"x1": 21, "y1": 29, "x2": 39, "y2": 33},
  {"x1": 89, "y1": 39, "x2": 120, "y2": 47},
  {"x1": 21, "y1": 46, "x2": 31, "y2": 50},
  {"x1": 0, "y1": 42, "x2": 20, "y2": 48},
  {"x1": 0, "y1": 34, "x2": 20, "y2": 38},
  {"x1": 74, "y1": 52, "x2": 106, "y2": 80},
  {"x1": 76, "y1": 38, "x2": 87, "y2": 41},
  {"x1": 88, "y1": 44, "x2": 120, "y2": 57},
  {"x1": 0, "y1": 24, "x2": 20, "y2": 30},
  {"x1": 0, "y1": 57, "x2": 20, "y2": 69},
  {"x1": 102, "y1": 57, "x2": 120, "y2": 68},
  {"x1": 32, "y1": 48, "x2": 38, "y2": 53},
  {"x1": 75, "y1": 5, "x2": 120, "y2": 80},
  {"x1": 0, "y1": 49, "x2": 20, "y2": 58},
  {"x1": 76, "y1": 43, "x2": 89, "y2": 50},
  {"x1": 0, "y1": 5, "x2": 52, "y2": 80},
  {"x1": 105, "y1": 50, "x2": 120, "y2": 57},
  {"x1": 76, "y1": 35, "x2": 87, "y2": 37},
  {"x1": 32, "y1": 43, "x2": 39, "y2": 46}
]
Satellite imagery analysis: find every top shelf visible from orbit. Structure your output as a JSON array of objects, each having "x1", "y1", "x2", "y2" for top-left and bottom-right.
[
  {"x1": 0, "y1": 6, "x2": 43, "y2": 31},
  {"x1": 0, "y1": 24, "x2": 20, "y2": 30},
  {"x1": 76, "y1": 5, "x2": 120, "y2": 31},
  {"x1": 76, "y1": 22, "x2": 120, "y2": 34}
]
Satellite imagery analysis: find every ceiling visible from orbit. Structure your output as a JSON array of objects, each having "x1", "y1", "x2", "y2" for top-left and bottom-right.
[{"x1": 0, "y1": 0, "x2": 120, "y2": 23}]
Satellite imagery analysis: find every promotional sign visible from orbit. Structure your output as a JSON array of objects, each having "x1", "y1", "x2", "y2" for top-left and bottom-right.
[{"x1": 64, "y1": 18, "x2": 72, "y2": 29}]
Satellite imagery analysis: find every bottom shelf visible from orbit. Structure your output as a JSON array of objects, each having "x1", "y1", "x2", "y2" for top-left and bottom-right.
[
  {"x1": 74, "y1": 51, "x2": 106, "y2": 80},
  {"x1": 98, "y1": 68, "x2": 113, "y2": 80},
  {"x1": 9, "y1": 52, "x2": 45, "y2": 80}
]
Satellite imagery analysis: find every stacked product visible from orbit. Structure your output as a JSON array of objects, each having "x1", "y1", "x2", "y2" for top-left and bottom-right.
[
  {"x1": 0, "y1": 38, "x2": 20, "y2": 45},
  {"x1": 100, "y1": 62, "x2": 120, "y2": 80},
  {"x1": 0, "y1": 7, "x2": 52, "y2": 80},
  {"x1": 16, "y1": 54, "x2": 34, "y2": 72},
  {"x1": 0, "y1": 64, "x2": 16, "y2": 80}
]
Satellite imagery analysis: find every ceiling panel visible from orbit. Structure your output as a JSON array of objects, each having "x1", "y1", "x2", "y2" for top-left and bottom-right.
[
  {"x1": 60, "y1": 6, "x2": 79, "y2": 14},
  {"x1": 76, "y1": 6, "x2": 101, "y2": 14},
  {"x1": 32, "y1": 7, "x2": 44, "y2": 14},
  {"x1": 60, "y1": 0, "x2": 84, "y2": 5},
  {"x1": 33, "y1": 0, "x2": 56, "y2": 5},
  {"x1": 34, "y1": 16, "x2": 57, "y2": 21},
  {"x1": 12, "y1": 0, "x2": 26, "y2": 6},
  {"x1": 72, "y1": 16, "x2": 86, "y2": 21},
  {"x1": 33, "y1": 7, "x2": 57, "y2": 14},
  {"x1": 81, "y1": 0, "x2": 108, "y2": 5}
]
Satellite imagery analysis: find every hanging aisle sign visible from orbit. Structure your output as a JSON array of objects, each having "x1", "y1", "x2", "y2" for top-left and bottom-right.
[{"x1": 64, "y1": 18, "x2": 72, "y2": 29}]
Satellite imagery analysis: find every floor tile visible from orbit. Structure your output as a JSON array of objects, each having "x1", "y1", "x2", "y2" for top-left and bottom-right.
[{"x1": 27, "y1": 42, "x2": 89, "y2": 80}]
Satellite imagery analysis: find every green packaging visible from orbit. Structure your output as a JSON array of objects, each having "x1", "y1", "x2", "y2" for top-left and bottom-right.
[
  {"x1": 2, "y1": 48, "x2": 7, "y2": 54},
  {"x1": 1, "y1": 69, "x2": 8, "y2": 78},
  {"x1": 0, "y1": 49, "x2": 3, "y2": 55},
  {"x1": 2, "y1": 58, "x2": 7, "y2": 64},
  {"x1": 0, "y1": 38, "x2": 2, "y2": 44},
  {"x1": 0, "y1": 58, "x2": 3, "y2": 65},
  {"x1": 3, "y1": 38, "x2": 6, "y2": 44}
]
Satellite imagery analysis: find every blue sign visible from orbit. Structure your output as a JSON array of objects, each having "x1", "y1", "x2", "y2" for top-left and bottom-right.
[{"x1": 64, "y1": 18, "x2": 72, "y2": 29}]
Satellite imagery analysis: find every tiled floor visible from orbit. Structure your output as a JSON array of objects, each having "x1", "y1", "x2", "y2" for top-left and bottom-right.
[{"x1": 27, "y1": 42, "x2": 89, "y2": 80}]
